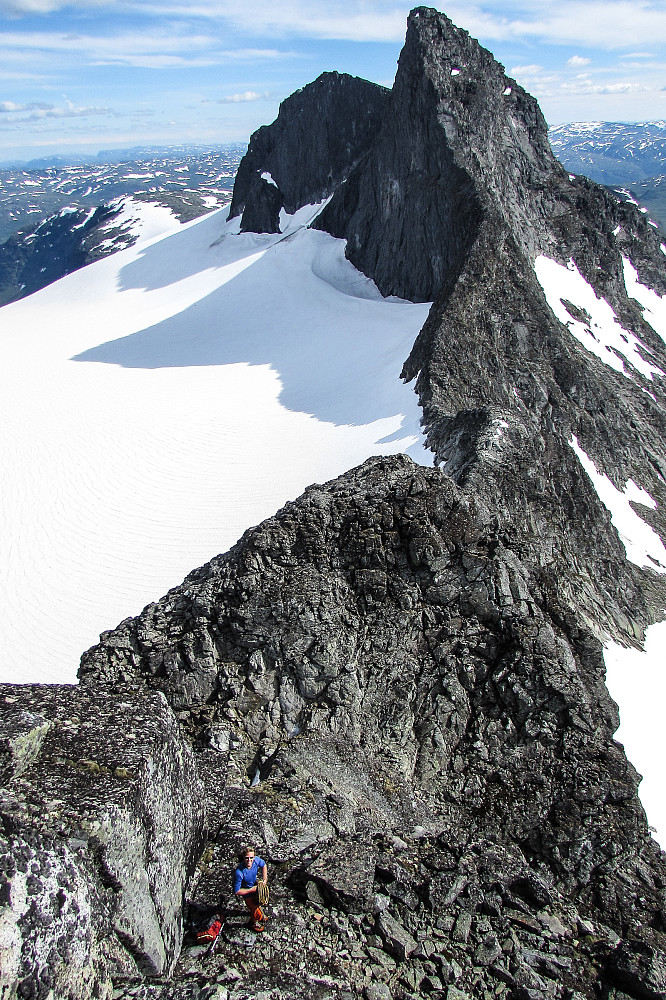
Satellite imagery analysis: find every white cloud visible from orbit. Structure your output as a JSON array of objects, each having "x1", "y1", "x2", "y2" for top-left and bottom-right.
[
  {"x1": 210, "y1": 90, "x2": 271, "y2": 103},
  {"x1": 0, "y1": 98, "x2": 112, "y2": 127},
  {"x1": 2, "y1": 1, "x2": 666, "y2": 51},
  {"x1": 448, "y1": 0, "x2": 666, "y2": 49},
  {"x1": 593, "y1": 81, "x2": 641, "y2": 92},
  {"x1": 510, "y1": 63, "x2": 543, "y2": 75},
  {"x1": 0, "y1": 98, "x2": 50, "y2": 110},
  {"x1": 0, "y1": 27, "x2": 294, "y2": 70},
  {"x1": 567, "y1": 55, "x2": 591, "y2": 66},
  {"x1": 140, "y1": 1, "x2": 409, "y2": 42}
]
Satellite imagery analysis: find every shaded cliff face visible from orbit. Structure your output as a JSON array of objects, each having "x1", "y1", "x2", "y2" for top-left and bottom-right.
[
  {"x1": 389, "y1": 13, "x2": 666, "y2": 650},
  {"x1": 314, "y1": 7, "x2": 554, "y2": 302},
  {"x1": 228, "y1": 72, "x2": 389, "y2": 233}
]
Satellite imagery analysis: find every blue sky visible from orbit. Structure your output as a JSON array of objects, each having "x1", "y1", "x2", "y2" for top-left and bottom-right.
[{"x1": 1, "y1": 0, "x2": 665, "y2": 160}]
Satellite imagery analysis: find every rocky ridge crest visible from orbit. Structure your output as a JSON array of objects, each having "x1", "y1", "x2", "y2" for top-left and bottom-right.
[{"x1": 235, "y1": 8, "x2": 666, "y2": 651}]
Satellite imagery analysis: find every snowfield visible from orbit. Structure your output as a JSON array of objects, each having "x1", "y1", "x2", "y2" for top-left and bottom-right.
[
  {"x1": 605, "y1": 626, "x2": 666, "y2": 848},
  {"x1": 534, "y1": 255, "x2": 664, "y2": 381},
  {"x1": 570, "y1": 432, "x2": 666, "y2": 846},
  {"x1": 0, "y1": 202, "x2": 431, "y2": 685}
]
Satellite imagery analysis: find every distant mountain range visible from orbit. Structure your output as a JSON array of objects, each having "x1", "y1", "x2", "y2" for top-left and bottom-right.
[
  {"x1": 547, "y1": 121, "x2": 666, "y2": 229},
  {"x1": 0, "y1": 145, "x2": 244, "y2": 243},
  {"x1": 0, "y1": 142, "x2": 246, "y2": 171},
  {"x1": 548, "y1": 121, "x2": 666, "y2": 184}
]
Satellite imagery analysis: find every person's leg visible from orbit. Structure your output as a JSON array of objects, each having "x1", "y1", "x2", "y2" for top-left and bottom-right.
[
  {"x1": 243, "y1": 891, "x2": 257, "y2": 923},
  {"x1": 246, "y1": 889, "x2": 266, "y2": 926}
]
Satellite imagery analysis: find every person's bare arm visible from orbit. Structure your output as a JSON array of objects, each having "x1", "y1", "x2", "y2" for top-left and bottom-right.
[{"x1": 259, "y1": 863, "x2": 267, "y2": 884}]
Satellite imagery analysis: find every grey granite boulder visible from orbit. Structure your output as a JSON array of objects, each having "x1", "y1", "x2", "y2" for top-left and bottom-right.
[
  {"x1": 300, "y1": 840, "x2": 377, "y2": 913},
  {"x1": 377, "y1": 911, "x2": 418, "y2": 960},
  {"x1": 0, "y1": 685, "x2": 205, "y2": 999}
]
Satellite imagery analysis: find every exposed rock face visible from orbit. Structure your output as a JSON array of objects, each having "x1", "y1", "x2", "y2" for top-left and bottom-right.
[
  {"x1": 0, "y1": 685, "x2": 205, "y2": 999},
  {"x1": 393, "y1": 16, "x2": 666, "y2": 651},
  {"x1": 78, "y1": 456, "x2": 666, "y2": 999},
  {"x1": 228, "y1": 72, "x2": 389, "y2": 232},
  {"x1": 0, "y1": 204, "x2": 123, "y2": 306},
  {"x1": 230, "y1": 10, "x2": 666, "y2": 659}
]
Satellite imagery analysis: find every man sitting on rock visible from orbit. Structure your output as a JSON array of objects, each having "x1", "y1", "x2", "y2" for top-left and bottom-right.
[{"x1": 233, "y1": 845, "x2": 268, "y2": 931}]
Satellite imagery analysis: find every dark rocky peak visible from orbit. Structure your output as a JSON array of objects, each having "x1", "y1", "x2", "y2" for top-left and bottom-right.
[
  {"x1": 227, "y1": 71, "x2": 389, "y2": 234},
  {"x1": 316, "y1": 8, "x2": 665, "y2": 305},
  {"x1": 315, "y1": 6, "x2": 561, "y2": 301}
]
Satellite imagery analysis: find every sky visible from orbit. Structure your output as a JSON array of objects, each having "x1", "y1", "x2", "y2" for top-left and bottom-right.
[{"x1": 0, "y1": 1, "x2": 665, "y2": 164}]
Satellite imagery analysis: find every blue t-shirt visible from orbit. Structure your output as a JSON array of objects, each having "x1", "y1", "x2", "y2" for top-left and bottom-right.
[{"x1": 234, "y1": 856, "x2": 265, "y2": 894}]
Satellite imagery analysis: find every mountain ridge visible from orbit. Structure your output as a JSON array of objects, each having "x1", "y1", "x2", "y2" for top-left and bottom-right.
[{"x1": 2, "y1": 8, "x2": 666, "y2": 1000}]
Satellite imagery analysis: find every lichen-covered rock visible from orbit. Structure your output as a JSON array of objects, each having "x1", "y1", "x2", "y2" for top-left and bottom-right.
[
  {"x1": 0, "y1": 685, "x2": 205, "y2": 999},
  {"x1": 296, "y1": 840, "x2": 377, "y2": 914}
]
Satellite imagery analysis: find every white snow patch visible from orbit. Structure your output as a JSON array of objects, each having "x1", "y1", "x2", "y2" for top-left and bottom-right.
[
  {"x1": 604, "y1": 621, "x2": 666, "y2": 847},
  {"x1": 569, "y1": 174, "x2": 576, "y2": 181},
  {"x1": 648, "y1": 220, "x2": 658, "y2": 228},
  {"x1": 503, "y1": 86, "x2": 512, "y2": 96},
  {"x1": 534, "y1": 255, "x2": 664, "y2": 381},
  {"x1": 661, "y1": 243, "x2": 666, "y2": 256},
  {"x1": 623, "y1": 256, "x2": 666, "y2": 343},
  {"x1": 100, "y1": 198, "x2": 182, "y2": 243},
  {"x1": 0, "y1": 204, "x2": 432, "y2": 683},
  {"x1": 260, "y1": 171, "x2": 278, "y2": 188},
  {"x1": 616, "y1": 188, "x2": 639, "y2": 207},
  {"x1": 277, "y1": 197, "x2": 332, "y2": 235},
  {"x1": 71, "y1": 207, "x2": 97, "y2": 232},
  {"x1": 613, "y1": 225, "x2": 621, "y2": 236},
  {"x1": 570, "y1": 435, "x2": 666, "y2": 573},
  {"x1": 451, "y1": 68, "x2": 461, "y2": 76}
]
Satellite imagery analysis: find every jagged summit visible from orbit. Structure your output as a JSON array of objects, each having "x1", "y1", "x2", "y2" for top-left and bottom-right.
[
  {"x1": 228, "y1": 71, "x2": 389, "y2": 234},
  {"x1": 315, "y1": 6, "x2": 557, "y2": 301},
  {"x1": 232, "y1": 7, "x2": 666, "y2": 652}
]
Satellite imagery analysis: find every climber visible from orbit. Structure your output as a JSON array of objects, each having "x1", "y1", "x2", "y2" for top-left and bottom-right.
[{"x1": 233, "y1": 845, "x2": 268, "y2": 931}]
